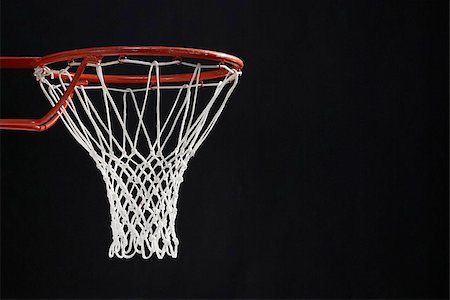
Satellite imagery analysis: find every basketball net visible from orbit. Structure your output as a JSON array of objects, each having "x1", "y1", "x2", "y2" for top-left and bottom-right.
[{"x1": 34, "y1": 57, "x2": 241, "y2": 258}]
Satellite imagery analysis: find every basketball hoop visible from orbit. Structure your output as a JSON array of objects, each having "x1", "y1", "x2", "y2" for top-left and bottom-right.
[{"x1": 0, "y1": 46, "x2": 243, "y2": 258}]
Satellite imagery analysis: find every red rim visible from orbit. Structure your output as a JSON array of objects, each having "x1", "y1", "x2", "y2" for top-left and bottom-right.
[
  {"x1": 0, "y1": 46, "x2": 244, "y2": 84},
  {"x1": 0, "y1": 46, "x2": 243, "y2": 131},
  {"x1": 40, "y1": 46, "x2": 244, "y2": 69}
]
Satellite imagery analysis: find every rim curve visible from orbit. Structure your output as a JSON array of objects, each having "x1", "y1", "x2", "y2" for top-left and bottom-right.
[
  {"x1": 0, "y1": 46, "x2": 244, "y2": 131},
  {"x1": 40, "y1": 46, "x2": 244, "y2": 84},
  {"x1": 0, "y1": 46, "x2": 244, "y2": 84},
  {"x1": 40, "y1": 46, "x2": 244, "y2": 70}
]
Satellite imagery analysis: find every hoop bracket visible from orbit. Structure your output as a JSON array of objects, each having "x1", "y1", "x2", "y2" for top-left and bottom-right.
[{"x1": 0, "y1": 57, "x2": 91, "y2": 131}]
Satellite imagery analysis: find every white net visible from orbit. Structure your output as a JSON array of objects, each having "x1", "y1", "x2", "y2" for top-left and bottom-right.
[{"x1": 34, "y1": 57, "x2": 241, "y2": 259}]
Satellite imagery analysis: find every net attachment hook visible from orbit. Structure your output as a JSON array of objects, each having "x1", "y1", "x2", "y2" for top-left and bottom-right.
[
  {"x1": 118, "y1": 56, "x2": 126, "y2": 64},
  {"x1": 174, "y1": 56, "x2": 182, "y2": 65}
]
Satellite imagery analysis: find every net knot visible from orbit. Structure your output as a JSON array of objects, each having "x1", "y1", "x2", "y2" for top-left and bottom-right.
[{"x1": 33, "y1": 66, "x2": 53, "y2": 81}]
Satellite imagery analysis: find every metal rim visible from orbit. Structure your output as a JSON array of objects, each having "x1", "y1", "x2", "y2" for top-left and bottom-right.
[
  {"x1": 0, "y1": 46, "x2": 244, "y2": 84},
  {"x1": 0, "y1": 46, "x2": 244, "y2": 131},
  {"x1": 39, "y1": 46, "x2": 244, "y2": 70}
]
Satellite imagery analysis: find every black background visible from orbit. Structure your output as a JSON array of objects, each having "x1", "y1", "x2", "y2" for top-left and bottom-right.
[{"x1": 1, "y1": 1, "x2": 448, "y2": 299}]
